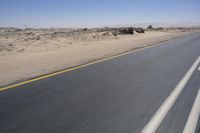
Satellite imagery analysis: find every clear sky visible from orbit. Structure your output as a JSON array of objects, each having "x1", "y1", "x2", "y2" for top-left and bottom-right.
[{"x1": 0, "y1": 0, "x2": 200, "y2": 28}]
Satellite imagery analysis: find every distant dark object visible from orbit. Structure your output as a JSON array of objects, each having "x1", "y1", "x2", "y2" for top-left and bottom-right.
[
  {"x1": 119, "y1": 27, "x2": 134, "y2": 35},
  {"x1": 147, "y1": 25, "x2": 153, "y2": 29},
  {"x1": 154, "y1": 27, "x2": 164, "y2": 31},
  {"x1": 16, "y1": 29, "x2": 22, "y2": 32},
  {"x1": 83, "y1": 28, "x2": 88, "y2": 32},
  {"x1": 178, "y1": 27, "x2": 183, "y2": 30},
  {"x1": 111, "y1": 30, "x2": 119, "y2": 36},
  {"x1": 18, "y1": 49, "x2": 25, "y2": 52},
  {"x1": 135, "y1": 28, "x2": 145, "y2": 33},
  {"x1": 102, "y1": 31, "x2": 110, "y2": 36},
  {"x1": 26, "y1": 32, "x2": 35, "y2": 36},
  {"x1": 8, "y1": 43, "x2": 13, "y2": 47},
  {"x1": 35, "y1": 36, "x2": 41, "y2": 40},
  {"x1": 24, "y1": 36, "x2": 41, "y2": 41}
]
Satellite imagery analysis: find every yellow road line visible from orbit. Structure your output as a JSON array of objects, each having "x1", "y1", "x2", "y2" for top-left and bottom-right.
[{"x1": 0, "y1": 42, "x2": 169, "y2": 92}]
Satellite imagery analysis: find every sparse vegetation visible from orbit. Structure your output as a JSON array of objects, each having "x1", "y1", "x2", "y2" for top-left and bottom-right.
[
  {"x1": 135, "y1": 28, "x2": 145, "y2": 33},
  {"x1": 118, "y1": 27, "x2": 134, "y2": 35},
  {"x1": 147, "y1": 25, "x2": 153, "y2": 29}
]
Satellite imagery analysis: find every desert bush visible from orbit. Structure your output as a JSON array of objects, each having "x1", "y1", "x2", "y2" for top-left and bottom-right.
[
  {"x1": 83, "y1": 28, "x2": 88, "y2": 32},
  {"x1": 135, "y1": 28, "x2": 145, "y2": 33},
  {"x1": 111, "y1": 30, "x2": 119, "y2": 36},
  {"x1": 147, "y1": 25, "x2": 153, "y2": 29},
  {"x1": 119, "y1": 27, "x2": 134, "y2": 35}
]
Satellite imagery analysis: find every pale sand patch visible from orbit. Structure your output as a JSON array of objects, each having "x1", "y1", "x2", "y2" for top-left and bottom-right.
[{"x1": 0, "y1": 31, "x2": 193, "y2": 86}]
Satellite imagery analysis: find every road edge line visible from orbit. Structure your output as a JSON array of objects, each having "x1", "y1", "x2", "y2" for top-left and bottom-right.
[
  {"x1": 183, "y1": 88, "x2": 200, "y2": 133},
  {"x1": 0, "y1": 33, "x2": 192, "y2": 92},
  {"x1": 141, "y1": 56, "x2": 200, "y2": 133}
]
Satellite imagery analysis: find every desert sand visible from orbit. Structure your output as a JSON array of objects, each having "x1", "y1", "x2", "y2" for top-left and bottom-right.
[{"x1": 0, "y1": 27, "x2": 198, "y2": 86}]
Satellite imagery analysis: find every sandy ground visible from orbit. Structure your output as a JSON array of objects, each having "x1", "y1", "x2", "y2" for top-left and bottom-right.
[{"x1": 0, "y1": 29, "x2": 196, "y2": 86}]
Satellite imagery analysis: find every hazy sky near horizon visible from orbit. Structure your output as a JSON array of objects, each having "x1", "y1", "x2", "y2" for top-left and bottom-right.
[{"x1": 0, "y1": 0, "x2": 200, "y2": 28}]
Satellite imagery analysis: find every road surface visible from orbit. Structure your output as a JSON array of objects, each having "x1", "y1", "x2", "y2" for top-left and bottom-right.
[{"x1": 0, "y1": 33, "x2": 200, "y2": 133}]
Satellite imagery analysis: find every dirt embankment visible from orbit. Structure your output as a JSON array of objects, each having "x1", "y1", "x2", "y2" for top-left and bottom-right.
[{"x1": 0, "y1": 27, "x2": 198, "y2": 86}]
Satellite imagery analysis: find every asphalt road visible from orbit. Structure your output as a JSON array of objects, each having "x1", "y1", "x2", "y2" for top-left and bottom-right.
[{"x1": 0, "y1": 33, "x2": 200, "y2": 133}]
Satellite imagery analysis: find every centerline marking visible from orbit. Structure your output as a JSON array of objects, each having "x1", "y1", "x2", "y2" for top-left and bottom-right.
[{"x1": 141, "y1": 56, "x2": 200, "y2": 133}]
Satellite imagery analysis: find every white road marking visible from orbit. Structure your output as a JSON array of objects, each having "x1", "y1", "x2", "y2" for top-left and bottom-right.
[
  {"x1": 183, "y1": 88, "x2": 200, "y2": 133},
  {"x1": 198, "y1": 65, "x2": 200, "y2": 71},
  {"x1": 141, "y1": 56, "x2": 200, "y2": 133}
]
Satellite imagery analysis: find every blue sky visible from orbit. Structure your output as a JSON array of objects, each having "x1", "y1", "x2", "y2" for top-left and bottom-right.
[{"x1": 0, "y1": 0, "x2": 200, "y2": 28}]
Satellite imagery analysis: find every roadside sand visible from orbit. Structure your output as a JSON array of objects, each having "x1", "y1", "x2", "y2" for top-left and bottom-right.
[{"x1": 0, "y1": 30, "x2": 194, "y2": 86}]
